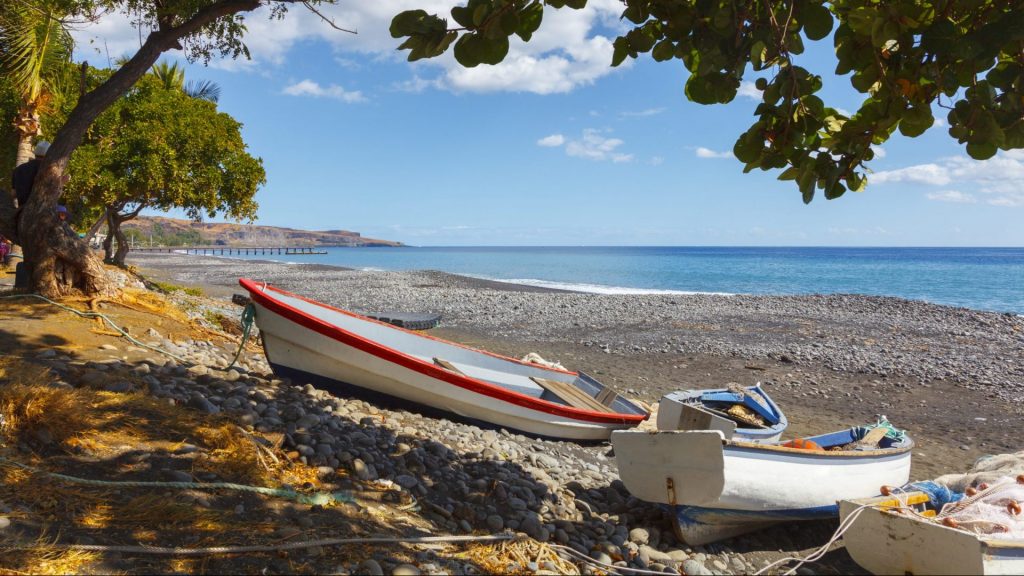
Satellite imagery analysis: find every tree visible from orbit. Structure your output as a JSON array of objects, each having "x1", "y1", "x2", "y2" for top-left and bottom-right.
[
  {"x1": 65, "y1": 74, "x2": 263, "y2": 265},
  {"x1": 0, "y1": 0, "x2": 74, "y2": 167},
  {"x1": 150, "y1": 60, "x2": 221, "y2": 102},
  {"x1": 0, "y1": 0, "x2": 345, "y2": 298},
  {"x1": 391, "y1": 1, "x2": 1024, "y2": 203}
]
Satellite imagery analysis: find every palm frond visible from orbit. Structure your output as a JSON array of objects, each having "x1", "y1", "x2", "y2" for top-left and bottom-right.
[
  {"x1": 0, "y1": 1, "x2": 74, "y2": 106},
  {"x1": 184, "y1": 79, "x2": 220, "y2": 103},
  {"x1": 150, "y1": 60, "x2": 185, "y2": 91}
]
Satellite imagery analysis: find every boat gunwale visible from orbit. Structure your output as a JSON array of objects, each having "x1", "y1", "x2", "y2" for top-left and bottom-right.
[
  {"x1": 853, "y1": 492, "x2": 1024, "y2": 551},
  {"x1": 726, "y1": 436, "x2": 915, "y2": 458},
  {"x1": 240, "y1": 278, "x2": 648, "y2": 425}
]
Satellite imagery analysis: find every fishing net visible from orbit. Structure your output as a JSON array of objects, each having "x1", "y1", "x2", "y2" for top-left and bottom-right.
[
  {"x1": 934, "y1": 451, "x2": 1024, "y2": 493},
  {"x1": 933, "y1": 476, "x2": 1024, "y2": 540}
]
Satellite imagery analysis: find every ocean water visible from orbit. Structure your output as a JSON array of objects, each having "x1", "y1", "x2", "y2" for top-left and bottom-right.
[{"x1": 219, "y1": 246, "x2": 1024, "y2": 314}]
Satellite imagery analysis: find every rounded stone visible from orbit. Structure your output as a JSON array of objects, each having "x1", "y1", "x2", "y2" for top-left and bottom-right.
[
  {"x1": 391, "y1": 563, "x2": 421, "y2": 576},
  {"x1": 357, "y1": 559, "x2": 384, "y2": 576}
]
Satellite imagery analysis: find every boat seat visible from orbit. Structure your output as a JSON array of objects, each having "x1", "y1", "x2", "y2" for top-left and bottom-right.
[{"x1": 530, "y1": 377, "x2": 617, "y2": 413}]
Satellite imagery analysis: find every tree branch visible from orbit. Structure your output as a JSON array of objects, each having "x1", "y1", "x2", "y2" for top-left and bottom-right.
[{"x1": 301, "y1": 2, "x2": 357, "y2": 34}]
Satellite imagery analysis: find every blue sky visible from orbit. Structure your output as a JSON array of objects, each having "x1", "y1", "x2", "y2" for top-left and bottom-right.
[{"x1": 71, "y1": 2, "x2": 1024, "y2": 247}]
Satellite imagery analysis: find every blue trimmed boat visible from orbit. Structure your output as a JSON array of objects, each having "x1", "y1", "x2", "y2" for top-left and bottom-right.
[
  {"x1": 612, "y1": 421, "x2": 914, "y2": 545},
  {"x1": 655, "y1": 384, "x2": 787, "y2": 442}
]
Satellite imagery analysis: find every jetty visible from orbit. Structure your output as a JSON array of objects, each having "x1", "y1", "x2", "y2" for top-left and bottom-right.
[{"x1": 130, "y1": 246, "x2": 328, "y2": 255}]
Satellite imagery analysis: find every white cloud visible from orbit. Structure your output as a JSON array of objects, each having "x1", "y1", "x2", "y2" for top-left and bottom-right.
[
  {"x1": 695, "y1": 147, "x2": 732, "y2": 159},
  {"x1": 71, "y1": 1, "x2": 631, "y2": 95},
  {"x1": 926, "y1": 190, "x2": 976, "y2": 204},
  {"x1": 537, "y1": 134, "x2": 565, "y2": 147},
  {"x1": 649, "y1": 156, "x2": 664, "y2": 166},
  {"x1": 870, "y1": 145, "x2": 886, "y2": 159},
  {"x1": 621, "y1": 107, "x2": 665, "y2": 117},
  {"x1": 872, "y1": 163, "x2": 950, "y2": 185},
  {"x1": 551, "y1": 129, "x2": 632, "y2": 163},
  {"x1": 874, "y1": 150, "x2": 1024, "y2": 207},
  {"x1": 283, "y1": 80, "x2": 366, "y2": 102},
  {"x1": 737, "y1": 81, "x2": 761, "y2": 101}
]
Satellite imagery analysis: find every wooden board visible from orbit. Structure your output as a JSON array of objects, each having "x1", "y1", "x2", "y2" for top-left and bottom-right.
[
  {"x1": 531, "y1": 377, "x2": 616, "y2": 413},
  {"x1": 677, "y1": 404, "x2": 738, "y2": 439},
  {"x1": 594, "y1": 386, "x2": 619, "y2": 407},
  {"x1": 433, "y1": 357, "x2": 465, "y2": 375}
]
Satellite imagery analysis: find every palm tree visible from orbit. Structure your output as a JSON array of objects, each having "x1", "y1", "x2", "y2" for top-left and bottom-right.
[
  {"x1": 151, "y1": 60, "x2": 220, "y2": 103},
  {"x1": 0, "y1": 0, "x2": 73, "y2": 166}
]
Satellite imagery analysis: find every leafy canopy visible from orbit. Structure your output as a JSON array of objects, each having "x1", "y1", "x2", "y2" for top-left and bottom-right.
[
  {"x1": 391, "y1": 1, "x2": 1024, "y2": 203},
  {"x1": 63, "y1": 71, "x2": 264, "y2": 223}
]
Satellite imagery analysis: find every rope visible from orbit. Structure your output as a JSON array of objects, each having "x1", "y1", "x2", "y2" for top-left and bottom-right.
[
  {"x1": 2, "y1": 533, "x2": 520, "y2": 556},
  {"x1": 226, "y1": 302, "x2": 255, "y2": 370},
  {"x1": 0, "y1": 293, "x2": 189, "y2": 363},
  {"x1": 0, "y1": 456, "x2": 353, "y2": 507},
  {"x1": 855, "y1": 415, "x2": 907, "y2": 443}
]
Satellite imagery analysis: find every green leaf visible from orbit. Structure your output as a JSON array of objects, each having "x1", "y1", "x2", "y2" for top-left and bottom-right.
[
  {"x1": 516, "y1": 2, "x2": 544, "y2": 42},
  {"x1": 500, "y1": 10, "x2": 520, "y2": 36},
  {"x1": 453, "y1": 34, "x2": 482, "y2": 67},
  {"x1": 749, "y1": 40, "x2": 767, "y2": 67},
  {"x1": 623, "y1": 4, "x2": 648, "y2": 24},
  {"x1": 472, "y1": 4, "x2": 489, "y2": 26},
  {"x1": 451, "y1": 6, "x2": 474, "y2": 28},
  {"x1": 685, "y1": 75, "x2": 716, "y2": 105},
  {"x1": 478, "y1": 35, "x2": 510, "y2": 65},
  {"x1": 611, "y1": 37, "x2": 632, "y2": 67},
  {"x1": 966, "y1": 141, "x2": 997, "y2": 160},
  {"x1": 626, "y1": 28, "x2": 656, "y2": 53},
  {"x1": 652, "y1": 40, "x2": 675, "y2": 62},
  {"x1": 898, "y1": 104, "x2": 934, "y2": 137},
  {"x1": 390, "y1": 10, "x2": 439, "y2": 38},
  {"x1": 802, "y1": 3, "x2": 833, "y2": 41}
]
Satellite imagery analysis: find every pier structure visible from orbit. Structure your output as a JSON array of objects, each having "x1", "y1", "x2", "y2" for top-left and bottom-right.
[{"x1": 130, "y1": 246, "x2": 328, "y2": 255}]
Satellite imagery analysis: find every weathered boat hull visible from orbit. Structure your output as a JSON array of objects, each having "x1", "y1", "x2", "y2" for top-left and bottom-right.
[
  {"x1": 241, "y1": 279, "x2": 647, "y2": 441},
  {"x1": 840, "y1": 493, "x2": 1024, "y2": 575},
  {"x1": 657, "y1": 385, "x2": 787, "y2": 442},
  {"x1": 612, "y1": 429, "x2": 913, "y2": 545}
]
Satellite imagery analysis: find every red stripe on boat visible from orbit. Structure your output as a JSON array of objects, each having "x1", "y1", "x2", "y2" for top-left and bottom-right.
[{"x1": 239, "y1": 278, "x2": 647, "y2": 425}]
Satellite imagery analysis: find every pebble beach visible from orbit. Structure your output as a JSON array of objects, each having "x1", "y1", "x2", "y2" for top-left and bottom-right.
[{"x1": 112, "y1": 251, "x2": 1024, "y2": 574}]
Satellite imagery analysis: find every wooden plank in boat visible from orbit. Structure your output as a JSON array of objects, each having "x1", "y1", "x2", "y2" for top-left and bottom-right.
[
  {"x1": 433, "y1": 357, "x2": 465, "y2": 376},
  {"x1": 595, "y1": 387, "x2": 619, "y2": 407},
  {"x1": 856, "y1": 426, "x2": 889, "y2": 448},
  {"x1": 531, "y1": 377, "x2": 615, "y2": 413}
]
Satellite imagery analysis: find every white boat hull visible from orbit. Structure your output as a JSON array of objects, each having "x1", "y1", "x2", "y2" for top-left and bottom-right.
[
  {"x1": 612, "y1": 430, "x2": 913, "y2": 544},
  {"x1": 840, "y1": 494, "x2": 1024, "y2": 575},
  {"x1": 243, "y1": 280, "x2": 646, "y2": 441}
]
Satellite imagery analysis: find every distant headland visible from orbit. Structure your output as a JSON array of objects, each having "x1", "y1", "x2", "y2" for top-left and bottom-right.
[{"x1": 122, "y1": 216, "x2": 404, "y2": 247}]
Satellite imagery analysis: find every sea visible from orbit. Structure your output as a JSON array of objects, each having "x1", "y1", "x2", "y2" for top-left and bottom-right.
[{"x1": 218, "y1": 246, "x2": 1024, "y2": 315}]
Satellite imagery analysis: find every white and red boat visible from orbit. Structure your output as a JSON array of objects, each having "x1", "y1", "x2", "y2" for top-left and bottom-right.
[{"x1": 239, "y1": 278, "x2": 649, "y2": 441}]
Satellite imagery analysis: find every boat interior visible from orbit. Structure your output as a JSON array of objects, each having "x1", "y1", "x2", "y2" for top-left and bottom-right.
[
  {"x1": 262, "y1": 285, "x2": 647, "y2": 416},
  {"x1": 774, "y1": 427, "x2": 914, "y2": 452}
]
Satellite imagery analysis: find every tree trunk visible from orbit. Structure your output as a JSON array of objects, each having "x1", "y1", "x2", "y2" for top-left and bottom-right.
[
  {"x1": 19, "y1": 0, "x2": 259, "y2": 297},
  {"x1": 102, "y1": 210, "x2": 115, "y2": 263},
  {"x1": 112, "y1": 220, "x2": 130, "y2": 266},
  {"x1": 20, "y1": 186, "x2": 112, "y2": 298},
  {"x1": 84, "y1": 208, "x2": 109, "y2": 245},
  {"x1": 14, "y1": 133, "x2": 35, "y2": 168}
]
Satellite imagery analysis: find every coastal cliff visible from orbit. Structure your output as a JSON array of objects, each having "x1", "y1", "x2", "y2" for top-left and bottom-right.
[{"x1": 122, "y1": 215, "x2": 403, "y2": 247}]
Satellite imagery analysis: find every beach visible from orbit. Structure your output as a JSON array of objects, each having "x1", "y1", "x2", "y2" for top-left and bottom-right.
[
  {"x1": 1, "y1": 251, "x2": 1019, "y2": 574},
  {"x1": 130, "y1": 251, "x2": 1023, "y2": 474}
]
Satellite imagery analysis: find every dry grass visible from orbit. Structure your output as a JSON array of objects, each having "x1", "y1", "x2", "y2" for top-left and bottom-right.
[
  {"x1": 0, "y1": 355, "x2": 325, "y2": 575},
  {"x1": 0, "y1": 546, "x2": 102, "y2": 576},
  {"x1": 456, "y1": 540, "x2": 579, "y2": 575}
]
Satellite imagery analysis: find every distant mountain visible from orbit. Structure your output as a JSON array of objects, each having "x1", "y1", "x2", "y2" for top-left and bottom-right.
[{"x1": 123, "y1": 216, "x2": 403, "y2": 247}]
